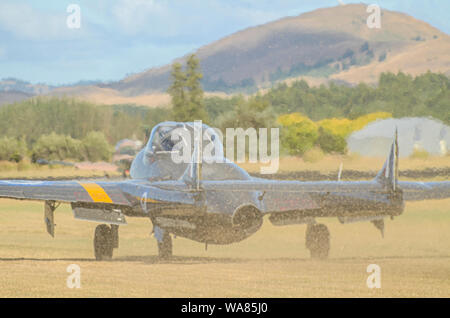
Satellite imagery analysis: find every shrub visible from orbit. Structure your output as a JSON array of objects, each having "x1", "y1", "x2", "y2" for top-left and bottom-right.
[
  {"x1": 318, "y1": 118, "x2": 353, "y2": 138},
  {"x1": 0, "y1": 137, "x2": 27, "y2": 162},
  {"x1": 82, "y1": 131, "x2": 113, "y2": 162},
  {"x1": 31, "y1": 133, "x2": 83, "y2": 162},
  {"x1": 277, "y1": 113, "x2": 319, "y2": 155},
  {"x1": 316, "y1": 127, "x2": 347, "y2": 154},
  {"x1": 318, "y1": 112, "x2": 392, "y2": 139}
]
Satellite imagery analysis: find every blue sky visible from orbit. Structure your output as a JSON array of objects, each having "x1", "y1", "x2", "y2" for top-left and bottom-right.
[{"x1": 0, "y1": 0, "x2": 449, "y2": 85}]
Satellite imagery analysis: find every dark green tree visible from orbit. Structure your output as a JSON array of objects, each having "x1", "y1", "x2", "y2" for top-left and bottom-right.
[
  {"x1": 168, "y1": 55, "x2": 209, "y2": 123},
  {"x1": 316, "y1": 127, "x2": 347, "y2": 154},
  {"x1": 168, "y1": 62, "x2": 187, "y2": 121},
  {"x1": 185, "y1": 54, "x2": 209, "y2": 122}
]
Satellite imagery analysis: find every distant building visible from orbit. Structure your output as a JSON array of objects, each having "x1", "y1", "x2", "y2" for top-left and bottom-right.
[{"x1": 347, "y1": 117, "x2": 450, "y2": 157}]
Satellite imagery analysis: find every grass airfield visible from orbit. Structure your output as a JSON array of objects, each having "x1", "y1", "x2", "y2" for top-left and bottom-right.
[{"x1": 0, "y1": 197, "x2": 449, "y2": 297}]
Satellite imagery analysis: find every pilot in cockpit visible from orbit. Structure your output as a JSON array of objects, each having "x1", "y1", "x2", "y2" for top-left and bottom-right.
[
  {"x1": 147, "y1": 122, "x2": 223, "y2": 158},
  {"x1": 150, "y1": 123, "x2": 182, "y2": 153}
]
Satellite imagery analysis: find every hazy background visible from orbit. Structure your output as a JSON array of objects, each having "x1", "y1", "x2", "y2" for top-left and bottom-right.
[{"x1": 1, "y1": 0, "x2": 449, "y2": 85}]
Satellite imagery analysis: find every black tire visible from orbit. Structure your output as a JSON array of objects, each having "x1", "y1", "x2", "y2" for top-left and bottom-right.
[
  {"x1": 94, "y1": 224, "x2": 114, "y2": 261},
  {"x1": 157, "y1": 231, "x2": 172, "y2": 259},
  {"x1": 305, "y1": 224, "x2": 330, "y2": 260}
]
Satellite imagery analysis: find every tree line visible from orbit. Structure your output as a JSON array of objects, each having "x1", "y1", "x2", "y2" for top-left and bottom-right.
[
  {"x1": 0, "y1": 132, "x2": 112, "y2": 163},
  {"x1": 204, "y1": 71, "x2": 449, "y2": 126},
  {"x1": 0, "y1": 98, "x2": 170, "y2": 163},
  {"x1": 0, "y1": 54, "x2": 448, "y2": 163}
]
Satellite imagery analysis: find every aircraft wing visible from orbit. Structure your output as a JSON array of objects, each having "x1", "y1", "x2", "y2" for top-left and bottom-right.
[
  {"x1": 202, "y1": 179, "x2": 380, "y2": 214},
  {"x1": 200, "y1": 133, "x2": 450, "y2": 210},
  {"x1": 398, "y1": 181, "x2": 450, "y2": 201},
  {"x1": 201, "y1": 178, "x2": 450, "y2": 216},
  {"x1": 0, "y1": 180, "x2": 131, "y2": 206},
  {"x1": 203, "y1": 179, "x2": 450, "y2": 200}
]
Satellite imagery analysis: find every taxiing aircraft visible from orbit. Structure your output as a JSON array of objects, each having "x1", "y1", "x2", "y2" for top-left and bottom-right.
[{"x1": 0, "y1": 122, "x2": 449, "y2": 260}]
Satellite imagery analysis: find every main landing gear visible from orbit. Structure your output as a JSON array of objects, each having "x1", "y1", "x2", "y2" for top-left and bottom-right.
[
  {"x1": 92, "y1": 223, "x2": 329, "y2": 260},
  {"x1": 153, "y1": 224, "x2": 172, "y2": 259},
  {"x1": 93, "y1": 223, "x2": 173, "y2": 261},
  {"x1": 305, "y1": 224, "x2": 330, "y2": 259},
  {"x1": 157, "y1": 231, "x2": 173, "y2": 259},
  {"x1": 94, "y1": 224, "x2": 119, "y2": 261}
]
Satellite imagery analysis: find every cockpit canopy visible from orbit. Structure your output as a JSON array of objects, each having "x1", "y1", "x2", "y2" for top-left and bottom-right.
[
  {"x1": 145, "y1": 121, "x2": 224, "y2": 159},
  {"x1": 129, "y1": 121, "x2": 250, "y2": 181},
  {"x1": 130, "y1": 122, "x2": 250, "y2": 180}
]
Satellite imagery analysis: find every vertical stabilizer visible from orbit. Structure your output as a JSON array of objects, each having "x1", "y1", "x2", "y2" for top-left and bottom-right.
[{"x1": 375, "y1": 129, "x2": 399, "y2": 191}]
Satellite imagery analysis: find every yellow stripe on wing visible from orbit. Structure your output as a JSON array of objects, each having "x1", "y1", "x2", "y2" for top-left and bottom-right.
[{"x1": 78, "y1": 182, "x2": 113, "y2": 203}]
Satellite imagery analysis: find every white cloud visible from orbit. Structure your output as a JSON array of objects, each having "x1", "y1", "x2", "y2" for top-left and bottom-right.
[
  {"x1": 0, "y1": 2, "x2": 86, "y2": 40},
  {"x1": 108, "y1": 0, "x2": 290, "y2": 44}
]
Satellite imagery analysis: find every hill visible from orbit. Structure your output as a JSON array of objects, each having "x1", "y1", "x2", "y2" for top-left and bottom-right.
[
  {"x1": 101, "y1": 4, "x2": 450, "y2": 95},
  {"x1": 0, "y1": 91, "x2": 34, "y2": 107},
  {"x1": 0, "y1": 78, "x2": 52, "y2": 95},
  {"x1": 2, "y1": 4, "x2": 449, "y2": 106}
]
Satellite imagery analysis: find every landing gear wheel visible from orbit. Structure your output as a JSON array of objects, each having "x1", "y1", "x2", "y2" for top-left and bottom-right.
[
  {"x1": 305, "y1": 224, "x2": 330, "y2": 260},
  {"x1": 94, "y1": 224, "x2": 114, "y2": 261},
  {"x1": 157, "y1": 231, "x2": 172, "y2": 259}
]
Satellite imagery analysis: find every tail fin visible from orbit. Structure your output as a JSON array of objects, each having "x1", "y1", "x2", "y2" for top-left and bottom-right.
[{"x1": 375, "y1": 129, "x2": 399, "y2": 191}]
